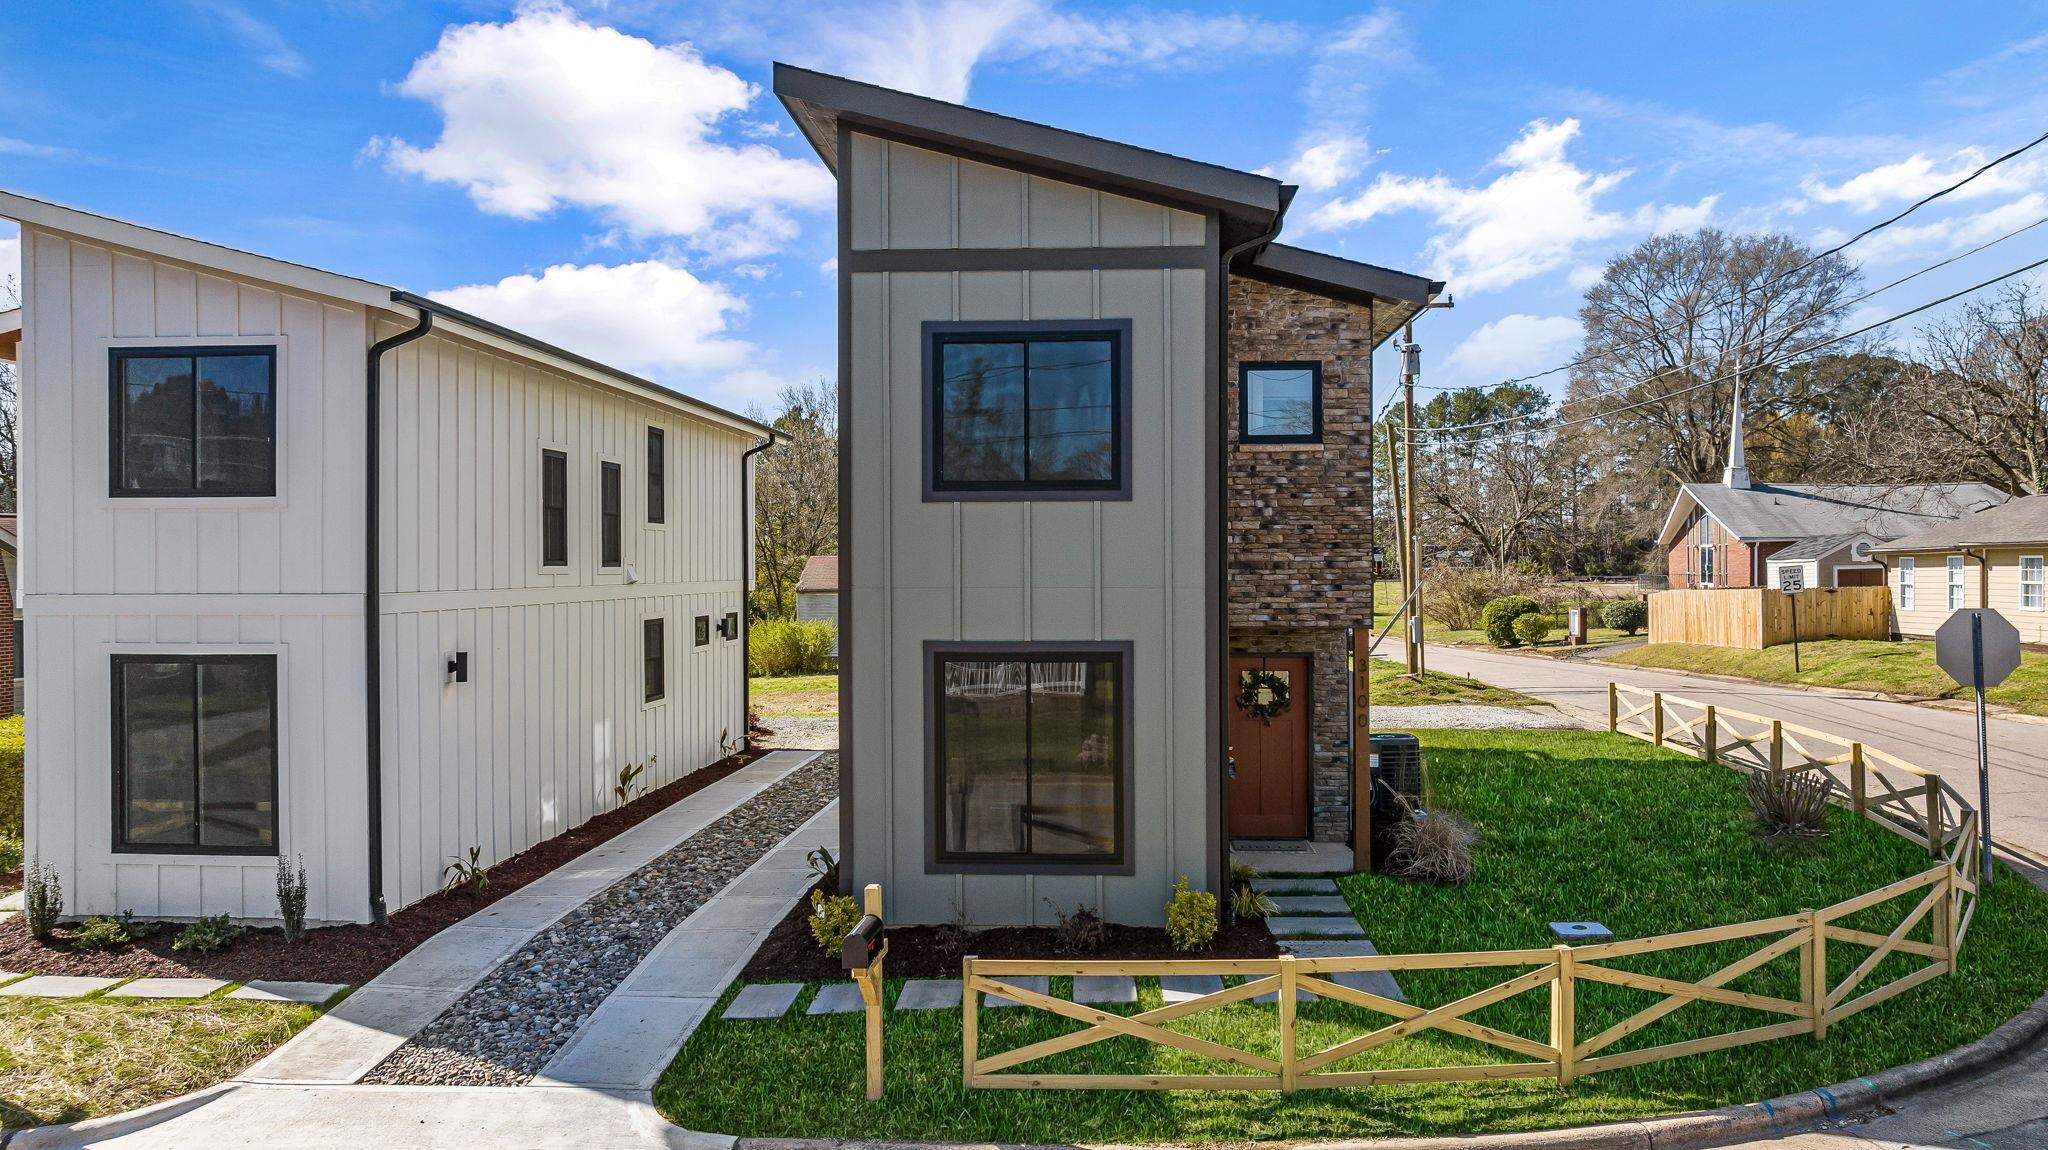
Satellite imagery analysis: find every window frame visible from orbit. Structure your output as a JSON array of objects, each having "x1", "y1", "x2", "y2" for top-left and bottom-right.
[
  {"x1": 922, "y1": 319, "x2": 1134, "y2": 502},
  {"x1": 923, "y1": 639, "x2": 1135, "y2": 876},
  {"x1": 646, "y1": 426, "x2": 667, "y2": 525},
  {"x1": 108, "y1": 344, "x2": 279, "y2": 498},
  {"x1": 643, "y1": 617, "x2": 666, "y2": 704},
  {"x1": 1899, "y1": 556, "x2": 1916, "y2": 611},
  {"x1": 2022, "y1": 556, "x2": 2045, "y2": 611},
  {"x1": 109, "y1": 652, "x2": 279, "y2": 857},
  {"x1": 540, "y1": 448, "x2": 569, "y2": 569},
  {"x1": 1238, "y1": 360, "x2": 1324, "y2": 445},
  {"x1": 1947, "y1": 554, "x2": 1967, "y2": 610},
  {"x1": 599, "y1": 459, "x2": 623, "y2": 569}
]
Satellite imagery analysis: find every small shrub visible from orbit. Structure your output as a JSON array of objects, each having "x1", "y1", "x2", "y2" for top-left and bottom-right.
[
  {"x1": 24, "y1": 858, "x2": 61, "y2": 940},
  {"x1": 1044, "y1": 899, "x2": 1107, "y2": 953},
  {"x1": 747, "y1": 619, "x2": 837, "y2": 676},
  {"x1": 0, "y1": 714, "x2": 21, "y2": 841},
  {"x1": 1481, "y1": 595, "x2": 1542, "y2": 647},
  {"x1": 1748, "y1": 769, "x2": 1833, "y2": 840},
  {"x1": 1390, "y1": 809, "x2": 1479, "y2": 885},
  {"x1": 119, "y1": 911, "x2": 158, "y2": 940},
  {"x1": 614, "y1": 757, "x2": 651, "y2": 808},
  {"x1": 442, "y1": 846, "x2": 490, "y2": 895},
  {"x1": 276, "y1": 855, "x2": 309, "y2": 944},
  {"x1": 1601, "y1": 597, "x2": 1649, "y2": 636},
  {"x1": 1164, "y1": 876, "x2": 1217, "y2": 951},
  {"x1": 0, "y1": 832, "x2": 21, "y2": 876},
  {"x1": 1421, "y1": 569, "x2": 1544, "y2": 631},
  {"x1": 1228, "y1": 862, "x2": 1278, "y2": 919},
  {"x1": 808, "y1": 888, "x2": 862, "y2": 955},
  {"x1": 172, "y1": 914, "x2": 246, "y2": 956},
  {"x1": 1512, "y1": 612, "x2": 1555, "y2": 646},
  {"x1": 71, "y1": 915, "x2": 132, "y2": 952}
]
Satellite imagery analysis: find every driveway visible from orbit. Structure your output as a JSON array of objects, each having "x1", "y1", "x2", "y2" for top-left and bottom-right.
[{"x1": 1402, "y1": 644, "x2": 2048, "y2": 870}]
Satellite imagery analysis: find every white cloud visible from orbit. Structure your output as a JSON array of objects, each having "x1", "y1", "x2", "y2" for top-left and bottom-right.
[
  {"x1": 1799, "y1": 148, "x2": 2046, "y2": 213},
  {"x1": 1305, "y1": 118, "x2": 1716, "y2": 293},
  {"x1": 1440, "y1": 314, "x2": 1582, "y2": 386},
  {"x1": 1274, "y1": 8, "x2": 1408, "y2": 193},
  {"x1": 1821, "y1": 191, "x2": 2048, "y2": 267},
  {"x1": 430, "y1": 260, "x2": 754, "y2": 377},
  {"x1": 188, "y1": 0, "x2": 306, "y2": 75},
  {"x1": 372, "y1": 3, "x2": 832, "y2": 258}
]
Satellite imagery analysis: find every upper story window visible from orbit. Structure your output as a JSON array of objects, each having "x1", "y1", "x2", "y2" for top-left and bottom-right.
[
  {"x1": 599, "y1": 461, "x2": 623, "y2": 568},
  {"x1": 541, "y1": 450, "x2": 568, "y2": 568},
  {"x1": 925, "y1": 320, "x2": 1131, "y2": 501},
  {"x1": 1239, "y1": 361, "x2": 1322, "y2": 443},
  {"x1": 113, "y1": 654, "x2": 277, "y2": 854},
  {"x1": 647, "y1": 427, "x2": 666, "y2": 524},
  {"x1": 111, "y1": 346, "x2": 276, "y2": 496}
]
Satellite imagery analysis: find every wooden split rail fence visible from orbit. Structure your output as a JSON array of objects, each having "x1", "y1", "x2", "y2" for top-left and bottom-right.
[{"x1": 954, "y1": 687, "x2": 1976, "y2": 1093}]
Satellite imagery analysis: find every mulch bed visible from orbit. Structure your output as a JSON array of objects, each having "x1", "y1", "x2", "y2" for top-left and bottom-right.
[
  {"x1": 0, "y1": 750, "x2": 761, "y2": 985},
  {"x1": 742, "y1": 879, "x2": 1280, "y2": 980}
]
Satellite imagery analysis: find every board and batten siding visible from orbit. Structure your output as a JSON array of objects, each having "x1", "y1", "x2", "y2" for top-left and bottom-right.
[
  {"x1": 18, "y1": 226, "x2": 372, "y2": 923},
  {"x1": 844, "y1": 134, "x2": 1214, "y2": 927},
  {"x1": 374, "y1": 325, "x2": 754, "y2": 910}
]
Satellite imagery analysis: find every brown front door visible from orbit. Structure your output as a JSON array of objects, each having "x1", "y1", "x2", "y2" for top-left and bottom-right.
[{"x1": 1228, "y1": 654, "x2": 1311, "y2": 839}]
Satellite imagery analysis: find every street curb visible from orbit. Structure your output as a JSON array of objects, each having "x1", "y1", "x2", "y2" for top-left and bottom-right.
[{"x1": 730, "y1": 987, "x2": 2048, "y2": 1150}]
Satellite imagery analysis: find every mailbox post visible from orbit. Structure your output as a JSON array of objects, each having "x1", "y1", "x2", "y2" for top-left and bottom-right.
[{"x1": 842, "y1": 883, "x2": 888, "y2": 1100}]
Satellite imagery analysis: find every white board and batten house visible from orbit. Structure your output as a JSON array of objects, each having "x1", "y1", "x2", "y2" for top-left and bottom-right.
[
  {"x1": 5, "y1": 191, "x2": 772, "y2": 926},
  {"x1": 775, "y1": 65, "x2": 1440, "y2": 927},
  {"x1": 794, "y1": 554, "x2": 839, "y2": 656}
]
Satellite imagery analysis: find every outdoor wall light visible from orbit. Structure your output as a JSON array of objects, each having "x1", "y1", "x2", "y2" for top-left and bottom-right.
[{"x1": 447, "y1": 651, "x2": 469, "y2": 684}]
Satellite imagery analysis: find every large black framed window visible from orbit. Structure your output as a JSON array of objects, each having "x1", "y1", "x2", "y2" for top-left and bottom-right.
[
  {"x1": 644, "y1": 618, "x2": 666, "y2": 703},
  {"x1": 925, "y1": 320, "x2": 1131, "y2": 500},
  {"x1": 647, "y1": 426, "x2": 666, "y2": 524},
  {"x1": 541, "y1": 449, "x2": 568, "y2": 567},
  {"x1": 599, "y1": 461, "x2": 623, "y2": 568},
  {"x1": 110, "y1": 346, "x2": 277, "y2": 496},
  {"x1": 928, "y1": 642, "x2": 1130, "y2": 871},
  {"x1": 112, "y1": 654, "x2": 277, "y2": 854},
  {"x1": 1239, "y1": 360, "x2": 1322, "y2": 443}
]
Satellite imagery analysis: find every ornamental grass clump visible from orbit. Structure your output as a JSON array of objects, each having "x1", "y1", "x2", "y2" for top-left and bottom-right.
[
  {"x1": 1227, "y1": 862, "x2": 1278, "y2": 919},
  {"x1": 1164, "y1": 876, "x2": 1217, "y2": 951},
  {"x1": 1747, "y1": 768, "x2": 1833, "y2": 841},
  {"x1": 1389, "y1": 809, "x2": 1479, "y2": 885},
  {"x1": 1044, "y1": 899, "x2": 1106, "y2": 953}
]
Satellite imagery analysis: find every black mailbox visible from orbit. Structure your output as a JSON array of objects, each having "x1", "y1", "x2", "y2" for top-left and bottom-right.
[{"x1": 841, "y1": 913, "x2": 885, "y2": 971}]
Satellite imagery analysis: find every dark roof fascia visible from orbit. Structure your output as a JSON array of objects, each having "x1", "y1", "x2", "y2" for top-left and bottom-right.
[
  {"x1": 773, "y1": 63, "x2": 1284, "y2": 238},
  {"x1": 1239, "y1": 243, "x2": 1441, "y2": 308},
  {"x1": 391, "y1": 291, "x2": 775, "y2": 439}
]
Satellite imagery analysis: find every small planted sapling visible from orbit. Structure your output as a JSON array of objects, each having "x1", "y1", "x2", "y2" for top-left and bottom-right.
[
  {"x1": 614, "y1": 755, "x2": 653, "y2": 808},
  {"x1": 24, "y1": 858, "x2": 62, "y2": 941},
  {"x1": 443, "y1": 846, "x2": 490, "y2": 895},
  {"x1": 1164, "y1": 876, "x2": 1218, "y2": 951},
  {"x1": 276, "y1": 854, "x2": 309, "y2": 943}
]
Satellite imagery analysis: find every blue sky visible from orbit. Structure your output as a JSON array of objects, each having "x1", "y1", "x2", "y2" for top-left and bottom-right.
[{"x1": 5, "y1": 2, "x2": 2048, "y2": 415}]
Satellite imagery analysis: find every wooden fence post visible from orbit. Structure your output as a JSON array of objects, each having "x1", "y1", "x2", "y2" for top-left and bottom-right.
[
  {"x1": 1279, "y1": 955, "x2": 1299, "y2": 1094},
  {"x1": 1924, "y1": 785, "x2": 1943, "y2": 858},
  {"x1": 1934, "y1": 866, "x2": 1956, "y2": 977},
  {"x1": 1551, "y1": 944, "x2": 1577, "y2": 1087},
  {"x1": 961, "y1": 955, "x2": 978, "y2": 1090},
  {"x1": 1770, "y1": 720, "x2": 1784, "y2": 783},
  {"x1": 1703, "y1": 705, "x2": 1718, "y2": 765},
  {"x1": 1607, "y1": 683, "x2": 1618, "y2": 732},
  {"x1": 1804, "y1": 909, "x2": 1829, "y2": 1040},
  {"x1": 1850, "y1": 744, "x2": 1867, "y2": 816},
  {"x1": 1652, "y1": 693, "x2": 1665, "y2": 746}
]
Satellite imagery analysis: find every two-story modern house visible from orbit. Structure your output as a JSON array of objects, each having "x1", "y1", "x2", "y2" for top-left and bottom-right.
[
  {"x1": 3, "y1": 191, "x2": 768, "y2": 927},
  {"x1": 775, "y1": 65, "x2": 1439, "y2": 926}
]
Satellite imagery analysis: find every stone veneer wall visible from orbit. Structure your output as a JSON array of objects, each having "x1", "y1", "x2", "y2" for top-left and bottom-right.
[{"x1": 1226, "y1": 276, "x2": 1378, "y2": 842}]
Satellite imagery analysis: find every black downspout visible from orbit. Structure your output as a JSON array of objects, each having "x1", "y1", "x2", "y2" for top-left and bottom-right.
[
  {"x1": 365, "y1": 307, "x2": 434, "y2": 927},
  {"x1": 738, "y1": 436, "x2": 774, "y2": 751}
]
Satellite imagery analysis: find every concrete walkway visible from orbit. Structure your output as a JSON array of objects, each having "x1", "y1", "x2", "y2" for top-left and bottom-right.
[{"x1": 1401, "y1": 643, "x2": 2048, "y2": 870}]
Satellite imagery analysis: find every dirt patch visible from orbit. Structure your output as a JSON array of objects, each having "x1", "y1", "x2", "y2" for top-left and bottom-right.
[
  {"x1": 742, "y1": 880, "x2": 1280, "y2": 980},
  {"x1": 0, "y1": 751, "x2": 761, "y2": 985}
]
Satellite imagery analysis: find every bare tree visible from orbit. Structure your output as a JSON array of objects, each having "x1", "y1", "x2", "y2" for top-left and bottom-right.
[
  {"x1": 1415, "y1": 384, "x2": 1556, "y2": 572},
  {"x1": 1870, "y1": 284, "x2": 2048, "y2": 495},
  {"x1": 749, "y1": 379, "x2": 838, "y2": 618}
]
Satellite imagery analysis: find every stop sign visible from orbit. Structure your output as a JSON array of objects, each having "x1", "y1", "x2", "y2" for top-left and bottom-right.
[{"x1": 1936, "y1": 608, "x2": 2022, "y2": 690}]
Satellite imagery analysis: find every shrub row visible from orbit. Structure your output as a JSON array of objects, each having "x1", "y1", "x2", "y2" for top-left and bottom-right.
[
  {"x1": 0, "y1": 714, "x2": 21, "y2": 842},
  {"x1": 748, "y1": 619, "x2": 837, "y2": 677}
]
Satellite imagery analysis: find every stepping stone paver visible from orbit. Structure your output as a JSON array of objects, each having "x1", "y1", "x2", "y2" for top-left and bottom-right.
[
  {"x1": 0, "y1": 975, "x2": 123, "y2": 997},
  {"x1": 1072, "y1": 975, "x2": 1136, "y2": 1004},
  {"x1": 984, "y1": 975, "x2": 1049, "y2": 1008},
  {"x1": 723, "y1": 983, "x2": 802, "y2": 1020},
  {"x1": 1550, "y1": 921, "x2": 1614, "y2": 943},
  {"x1": 1285, "y1": 940, "x2": 1406, "y2": 1003},
  {"x1": 895, "y1": 979, "x2": 962, "y2": 1011},
  {"x1": 0, "y1": 890, "x2": 22, "y2": 911},
  {"x1": 1251, "y1": 877, "x2": 1337, "y2": 894},
  {"x1": 1267, "y1": 916, "x2": 1366, "y2": 939},
  {"x1": 807, "y1": 983, "x2": 866, "y2": 1015},
  {"x1": 229, "y1": 980, "x2": 349, "y2": 1005},
  {"x1": 107, "y1": 977, "x2": 228, "y2": 999},
  {"x1": 1268, "y1": 895, "x2": 1350, "y2": 915},
  {"x1": 1158, "y1": 974, "x2": 1224, "y2": 1002}
]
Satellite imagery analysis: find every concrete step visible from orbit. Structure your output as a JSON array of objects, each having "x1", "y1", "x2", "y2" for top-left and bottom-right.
[
  {"x1": 1265, "y1": 916, "x2": 1365, "y2": 939},
  {"x1": 1250, "y1": 877, "x2": 1338, "y2": 895},
  {"x1": 1266, "y1": 895, "x2": 1349, "y2": 915}
]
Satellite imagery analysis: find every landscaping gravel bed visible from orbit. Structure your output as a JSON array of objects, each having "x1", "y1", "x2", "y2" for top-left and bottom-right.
[
  {"x1": 362, "y1": 754, "x2": 838, "y2": 1087},
  {"x1": 1373, "y1": 704, "x2": 1579, "y2": 730}
]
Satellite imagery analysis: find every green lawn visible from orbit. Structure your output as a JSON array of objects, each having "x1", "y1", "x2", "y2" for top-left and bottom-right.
[
  {"x1": 1367, "y1": 658, "x2": 1538, "y2": 708},
  {"x1": 1604, "y1": 640, "x2": 2048, "y2": 717},
  {"x1": 751, "y1": 673, "x2": 839, "y2": 717},
  {"x1": 655, "y1": 730, "x2": 2048, "y2": 1142}
]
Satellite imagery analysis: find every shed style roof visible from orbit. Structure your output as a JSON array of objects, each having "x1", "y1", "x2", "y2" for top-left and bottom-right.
[
  {"x1": 1659, "y1": 481, "x2": 2008, "y2": 548},
  {"x1": 1765, "y1": 532, "x2": 1873, "y2": 563},
  {"x1": 1239, "y1": 244, "x2": 1444, "y2": 345},
  {"x1": 1872, "y1": 494, "x2": 2048, "y2": 553},
  {"x1": 795, "y1": 554, "x2": 838, "y2": 594}
]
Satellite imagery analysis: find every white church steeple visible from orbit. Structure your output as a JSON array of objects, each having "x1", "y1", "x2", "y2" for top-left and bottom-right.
[{"x1": 1723, "y1": 367, "x2": 1751, "y2": 490}]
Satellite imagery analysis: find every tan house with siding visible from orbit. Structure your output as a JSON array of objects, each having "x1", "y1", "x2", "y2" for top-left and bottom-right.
[{"x1": 1874, "y1": 494, "x2": 2048, "y2": 642}]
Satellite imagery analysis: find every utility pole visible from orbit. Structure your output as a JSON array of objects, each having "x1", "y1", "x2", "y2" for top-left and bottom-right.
[
  {"x1": 1382, "y1": 412, "x2": 1411, "y2": 670},
  {"x1": 1401, "y1": 324, "x2": 1423, "y2": 677}
]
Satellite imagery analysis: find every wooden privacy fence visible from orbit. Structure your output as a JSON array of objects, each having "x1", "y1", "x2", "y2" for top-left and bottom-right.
[{"x1": 1648, "y1": 587, "x2": 1893, "y2": 649}]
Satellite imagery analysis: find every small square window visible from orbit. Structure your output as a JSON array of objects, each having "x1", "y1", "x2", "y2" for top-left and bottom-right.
[
  {"x1": 694, "y1": 615, "x2": 711, "y2": 647},
  {"x1": 111, "y1": 347, "x2": 277, "y2": 496},
  {"x1": 1239, "y1": 361, "x2": 1321, "y2": 443}
]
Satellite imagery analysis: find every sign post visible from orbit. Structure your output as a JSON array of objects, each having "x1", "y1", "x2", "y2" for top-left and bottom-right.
[
  {"x1": 1935, "y1": 609, "x2": 2021, "y2": 887},
  {"x1": 1778, "y1": 568, "x2": 1805, "y2": 672}
]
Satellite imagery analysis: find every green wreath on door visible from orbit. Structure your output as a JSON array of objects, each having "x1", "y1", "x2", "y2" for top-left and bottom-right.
[{"x1": 1237, "y1": 669, "x2": 1292, "y2": 723}]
